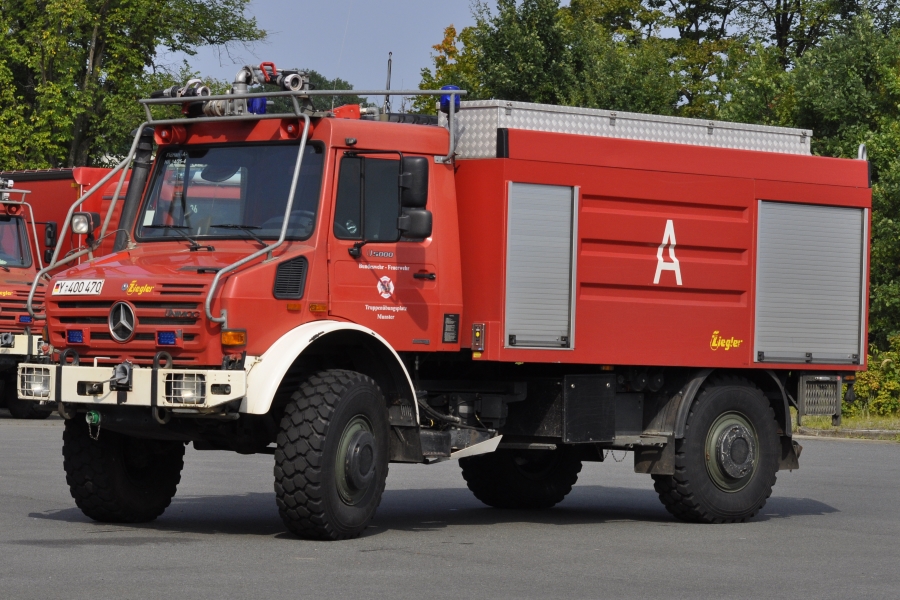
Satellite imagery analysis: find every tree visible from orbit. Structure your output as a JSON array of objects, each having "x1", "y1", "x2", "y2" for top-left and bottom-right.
[{"x1": 0, "y1": 0, "x2": 265, "y2": 169}]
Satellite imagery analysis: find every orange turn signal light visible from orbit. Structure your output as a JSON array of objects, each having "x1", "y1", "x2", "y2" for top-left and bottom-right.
[
  {"x1": 309, "y1": 303, "x2": 328, "y2": 313},
  {"x1": 221, "y1": 329, "x2": 247, "y2": 346}
]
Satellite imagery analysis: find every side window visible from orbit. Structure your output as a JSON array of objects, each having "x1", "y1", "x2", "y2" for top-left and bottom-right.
[{"x1": 333, "y1": 156, "x2": 400, "y2": 241}]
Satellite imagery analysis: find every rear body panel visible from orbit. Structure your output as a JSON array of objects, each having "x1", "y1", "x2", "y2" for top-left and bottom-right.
[{"x1": 455, "y1": 129, "x2": 870, "y2": 370}]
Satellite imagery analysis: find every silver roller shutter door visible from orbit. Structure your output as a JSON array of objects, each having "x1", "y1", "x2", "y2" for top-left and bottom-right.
[
  {"x1": 505, "y1": 183, "x2": 577, "y2": 349},
  {"x1": 755, "y1": 201, "x2": 866, "y2": 364}
]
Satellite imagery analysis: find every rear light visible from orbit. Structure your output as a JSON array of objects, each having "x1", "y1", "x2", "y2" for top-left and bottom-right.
[
  {"x1": 18, "y1": 315, "x2": 32, "y2": 323},
  {"x1": 67, "y1": 330, "x2": 84, "y2": 344},
  {"x1": 157, "y1": 331, "x2": 177, "y2": 346},
  {"x1": 221, "y1": 329, "x2": 247, "y2": 346}
]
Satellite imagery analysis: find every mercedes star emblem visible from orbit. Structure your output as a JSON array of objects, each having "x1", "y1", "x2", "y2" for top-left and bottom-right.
[{"x1": 108, "y1": 302, "x2": 136, "y2": 342}]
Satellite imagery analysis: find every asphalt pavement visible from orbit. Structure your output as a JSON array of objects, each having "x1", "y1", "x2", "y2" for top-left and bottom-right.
[{"x1": 1, "y1": 410, "x2": 898, "y2": 600}]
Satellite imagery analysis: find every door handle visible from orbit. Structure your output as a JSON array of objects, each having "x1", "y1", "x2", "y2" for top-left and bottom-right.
[{"x1": 414, "y1": 272, "x2": 436, "y2": 280}]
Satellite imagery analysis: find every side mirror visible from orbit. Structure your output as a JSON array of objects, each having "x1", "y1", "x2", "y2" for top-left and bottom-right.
[
  {"x1": 398, "y1": 208, "x2": 432, "y2": 239},
  {"x1": 399, "y1": 156, "x2": 428, "y2": 208},
  {"x1": 44, "y1": 249, "x2": 53, "y2": 264},
  {"x1": 44, "y1": 221, "x2": 57, "y2": 248},
  {"x1": 72, "y1": 212, "x2": 101, "y2": 237}
]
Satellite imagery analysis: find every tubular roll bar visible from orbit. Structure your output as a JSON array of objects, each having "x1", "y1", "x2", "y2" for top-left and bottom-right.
[
  {"x1": 204, "y1": 113, "x2": 310, "y2": 327},
  {"x1": 28, "y1": 87, "x2": 466, "y2": 327}
]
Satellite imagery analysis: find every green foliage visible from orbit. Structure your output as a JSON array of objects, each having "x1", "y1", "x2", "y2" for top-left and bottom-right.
[
  {"x1": 416, "y1": 3, "x2": 900, "y2": 365},
  {"x1": 852, "y1": 337, "x2": 900, "y2": 415},
  {"x1": 0, "y1": 0, "x2": 265, "y2": 168}
]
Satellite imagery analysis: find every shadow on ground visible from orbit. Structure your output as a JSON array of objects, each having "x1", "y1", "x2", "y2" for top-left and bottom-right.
[{"x1": 21, "y1": 484, "x2": 839, "y2": 543}]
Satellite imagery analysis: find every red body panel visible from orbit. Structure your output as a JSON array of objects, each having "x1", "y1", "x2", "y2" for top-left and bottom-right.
[
  {"x1": 41, "y1": 118, "x2": 871, "y2": 374},
  {"x1": 455, "y1": 130, "x2": 871, "y2": 370}
]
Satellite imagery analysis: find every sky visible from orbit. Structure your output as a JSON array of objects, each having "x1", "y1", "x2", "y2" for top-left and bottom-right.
[{"x1": 159, "y1": 0, "x2": 480, "y2": 105}]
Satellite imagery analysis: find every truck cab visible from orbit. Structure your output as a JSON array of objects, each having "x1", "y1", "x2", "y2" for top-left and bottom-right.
[{"x1": 0, "y1": 170, "x2": 127, "y2": 418}]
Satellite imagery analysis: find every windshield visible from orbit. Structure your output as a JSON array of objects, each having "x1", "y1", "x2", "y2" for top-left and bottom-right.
[
  {"x1": 0, "y1": 216, "x2": 32, "y2": 268},
  {"x1": 137, "y1": 143, "x2": 324, "y2": 242}
]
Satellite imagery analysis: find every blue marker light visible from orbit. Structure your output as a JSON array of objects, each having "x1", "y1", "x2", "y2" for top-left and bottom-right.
[
  {"x1": 67, "y1": 330, "x2": 84, "y2": 344},
  {"x1": 157, "y1": 331, "x2": 177, "y2": 346}
]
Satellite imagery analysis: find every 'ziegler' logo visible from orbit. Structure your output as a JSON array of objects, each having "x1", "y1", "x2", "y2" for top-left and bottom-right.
[
  {"x1": 0, "y1": 290, "x2": 11, "y2": 297},
  {"x1": 165, "y1": 309, "x2": 200, "y2": 319},
  {"x1": 710, "y1": 331, "x2": 743, "y2": 351},
  {"x1": 123, "y1": 280, "x2": 155, "y2": 295}
]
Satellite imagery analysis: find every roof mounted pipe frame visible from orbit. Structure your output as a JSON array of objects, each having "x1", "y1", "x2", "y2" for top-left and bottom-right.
[
  {"x1": 203, "y1": 113, "x2": 312, "y2": 329},
  {"x1": 26, "y1": 123, "x2": 148, "y2": 318},
  {"x1": 139, "y1": 88, "x2": 466, "y2": 161}
]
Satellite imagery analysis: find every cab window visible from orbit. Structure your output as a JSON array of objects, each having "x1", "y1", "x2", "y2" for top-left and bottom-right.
[{"x1": 333, "y1": 156, "x2": 400, "y2": 241}]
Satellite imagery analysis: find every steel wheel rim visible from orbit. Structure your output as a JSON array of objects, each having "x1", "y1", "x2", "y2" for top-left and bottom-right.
[
  {"x1": 705, "y1": 411, "x2": 759, "y2": 493},
  {"x1": 334, "y1": 415, "x2": 375, "y2": 506}
]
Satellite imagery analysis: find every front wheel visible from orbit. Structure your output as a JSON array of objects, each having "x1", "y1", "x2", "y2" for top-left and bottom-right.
[
  {"x1": 652, "y1": 378, "x2": 779, "y2": 523},
  {"x1": 460, "y1": 446, "x2": 582, "y2": 509},
  {"x1": 274, "y1": 370, "x2": 390, "y2": 540},
  {"x1": 62, "y1": 418, "x2": 184, "y2": 522}
]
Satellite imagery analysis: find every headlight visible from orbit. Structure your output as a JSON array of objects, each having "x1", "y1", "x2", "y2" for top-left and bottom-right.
[
  {"x1": 19, "y1": 367, "x2": 51, "y2": 398},
  {"x1": 165, "y1": 373, "x2": 206, "y2": 405},
  {"x1": 71, "y1": 214, "x2": 91, "y2": 235}
]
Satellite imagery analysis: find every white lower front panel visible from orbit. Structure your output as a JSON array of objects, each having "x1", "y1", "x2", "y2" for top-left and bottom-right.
[{"x1": 17, "y1": 363, "x2": 246, "y2": 408}]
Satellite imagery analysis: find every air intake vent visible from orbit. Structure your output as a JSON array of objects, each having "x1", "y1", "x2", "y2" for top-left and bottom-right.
[{"x1": 273, "y1": 256, "x2": 308, "y2": 299}]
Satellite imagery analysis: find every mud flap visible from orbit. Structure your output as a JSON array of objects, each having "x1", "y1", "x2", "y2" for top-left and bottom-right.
[
  {"x1": 778, "y1": 437, "x2": 802, "y2": 471},
  {"x1": 633, "y1": 439, "x2": 675, "y2": 475}
]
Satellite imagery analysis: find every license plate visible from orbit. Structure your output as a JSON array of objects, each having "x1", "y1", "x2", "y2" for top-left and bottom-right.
[{"x1": 52, "y1": 279, "x2": 105, "y2": 296}]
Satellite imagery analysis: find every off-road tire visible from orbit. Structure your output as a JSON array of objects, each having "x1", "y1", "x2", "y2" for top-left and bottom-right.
[
  {"x1": 62, "y1": 418, "x2": 184, "y2": 523},
  {"x1": 2, "y1": 376, "x2": 50, "y2": 420},
  {"x1": 274, "y1": 370, "x2": 390, "y2": 540},
  {"x1": 460, "y1": 446, "x2": 582, "y2": 509},
  {"x1": 652, "y1": 377, "x2": 779, "y2": 523}
]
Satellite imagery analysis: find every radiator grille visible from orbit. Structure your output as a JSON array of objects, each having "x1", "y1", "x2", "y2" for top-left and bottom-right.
[{"x1": 273, "y1": 256, "x2": 308, "y2": 299}]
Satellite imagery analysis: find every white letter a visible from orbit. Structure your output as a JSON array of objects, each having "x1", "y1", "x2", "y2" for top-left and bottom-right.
[{"x1": 653, "y1": 219, "x2": 682, "y2": 286}]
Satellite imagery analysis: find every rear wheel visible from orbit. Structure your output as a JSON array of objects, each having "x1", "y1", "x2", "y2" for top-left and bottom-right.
[
  {"x1": 652, "y1": 378, "x2": 779, "y2": 523},
  {"x1": 274, "y1": 370, "x2": 390, "y2": 540},
  {"x1": 460, "y1": 446, "x2": 582, "y2": 509},
  {"x1": 62, "y1": 418, "x2": 184, "y2": 522}
]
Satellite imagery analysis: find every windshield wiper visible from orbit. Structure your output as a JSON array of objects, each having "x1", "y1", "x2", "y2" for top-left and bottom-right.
[
  {"x1": 0, "y1": 265, "x2": 9, "y2": 272},
  {"x1": 143, "y1": 225, "x2": 214, "y2": 252},
  {"x1": 209, "y1": 224, "x2": 266, "y2": 247}
]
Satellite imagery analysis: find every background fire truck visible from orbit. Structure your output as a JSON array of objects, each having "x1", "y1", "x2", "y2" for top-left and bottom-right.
[
  {"x1": 0, "y1": 169, "x2": 129, "y2": 418},
  {"x1": 16, "y1": 64, "x2": 869, "y2": 539}
]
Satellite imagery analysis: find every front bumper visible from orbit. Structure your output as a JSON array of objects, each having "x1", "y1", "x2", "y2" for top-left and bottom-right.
[
  {"x1": 0, "y1": 333, "x2": 40, "y2": 357},
  {"x1": 17, "y1": 362, "x2": 246, "y2": 410}
]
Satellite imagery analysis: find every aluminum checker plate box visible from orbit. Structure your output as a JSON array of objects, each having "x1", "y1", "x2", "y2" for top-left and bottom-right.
[{"x1": 441, "y1": 100, "x2": 812, "y2": 158}]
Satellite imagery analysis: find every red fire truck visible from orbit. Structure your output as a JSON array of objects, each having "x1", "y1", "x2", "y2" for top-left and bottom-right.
[
  {"x1": 0, "y1": 168, "x2": 129, "y2": 418},
  {"x1": 16, "y1": 64, "x2": 869, "y2": 539}
]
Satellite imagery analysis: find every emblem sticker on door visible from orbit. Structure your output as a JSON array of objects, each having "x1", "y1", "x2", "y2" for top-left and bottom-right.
[{"x1": 377, "y1": 276, "x2": 394, "y2": 299}]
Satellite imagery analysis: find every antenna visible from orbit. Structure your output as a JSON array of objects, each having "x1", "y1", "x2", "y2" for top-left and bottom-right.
[
  {"x1": 332, "y1": 0, "x2": 353, "y2": 110},
  {"x1": 383, "y1": 52, "x2": 392, "y2": 113}
]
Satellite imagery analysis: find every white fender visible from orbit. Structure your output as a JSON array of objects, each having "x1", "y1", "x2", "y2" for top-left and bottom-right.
[{"x1": 241, "y1": 320, "x2": 417, "y2": 417}]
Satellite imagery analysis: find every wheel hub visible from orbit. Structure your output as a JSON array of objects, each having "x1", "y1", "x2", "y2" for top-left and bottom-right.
[
  {"x1": 705, "y1": 411, "x2": 759, "y2": 492},
  {"x1": 344, "y1": 430, "x2": 376, "y2": 491},
  {"x1": 334, "y1": 415, "x2": 376, "y2": 505},
  {"x1": 716, "y1": 424, "x2": 756, "y2": 479}
]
